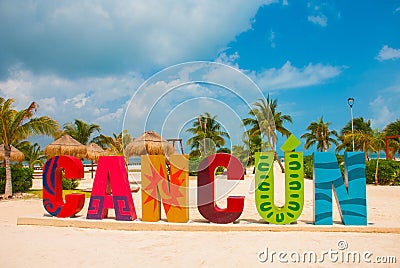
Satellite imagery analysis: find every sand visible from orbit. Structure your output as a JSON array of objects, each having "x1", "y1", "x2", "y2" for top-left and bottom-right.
[{"x1": 1, "y1": 163, "x2": 400, "y2": 267}]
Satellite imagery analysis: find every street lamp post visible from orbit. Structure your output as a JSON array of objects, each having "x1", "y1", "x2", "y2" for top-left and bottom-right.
[{"x1": 347, "y1": 97, "x2": 355, "y2": 151}]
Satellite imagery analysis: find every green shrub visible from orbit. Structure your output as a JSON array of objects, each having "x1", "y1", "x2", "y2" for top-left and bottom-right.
[
  {"x1": 303, "y1": 155, "x2": 313, "y2": 179},
  {"x1": 0, "y1": 166, "x2": 33, "y2": 193},
  {"x1": 62, "y1": 177, "x2": 80, "y2": 190},
  {"x1": 215, "y1": 166, "x2": 225, "y2": 175},
  {"x1": 303, "y1": 154, "x2": 344, "y2": 179},
  {"x1": 189, "y1": 157, "x2": 201, "y2": 176},
  {"x1": 189, "y1": 157, "x2": 226, "y2": 176},
  {"x1": 305, "y1": 156, "x2": 400, "y2": 185},
  {"x1": 366, "y1": 159, "x2": 400, "y2": 185}
]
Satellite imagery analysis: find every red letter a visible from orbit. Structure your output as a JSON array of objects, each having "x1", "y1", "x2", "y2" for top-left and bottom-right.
[{"x1": 87, "y1": 156, "x2": 137, "y2": 221}]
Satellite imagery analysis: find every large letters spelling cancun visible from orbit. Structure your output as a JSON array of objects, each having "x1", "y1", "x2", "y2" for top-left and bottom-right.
[{"x1": 42, "y1": 136, "x2": 368, "y2": 225}]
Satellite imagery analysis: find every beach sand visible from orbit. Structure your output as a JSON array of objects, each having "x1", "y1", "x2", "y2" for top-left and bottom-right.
[{"x1": 1, "y1": 164, "x2": 399, "y2": 267}]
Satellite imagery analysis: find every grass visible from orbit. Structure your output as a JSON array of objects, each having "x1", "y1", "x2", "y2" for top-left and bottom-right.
[{"x1": 27, "y1": 189, "x2": 92, "y2": 199}]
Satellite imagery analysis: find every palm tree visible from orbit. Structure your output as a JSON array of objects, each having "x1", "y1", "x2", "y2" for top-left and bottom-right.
[
  {"x1": 93, "y1": 130, "x2": 132, "y2": 157},
  {"x1": 0, "y1": 98, "x2": 59, "y2": 197},
  {"x1": 16, "y1": 141, "x2": 46, "y2": 168},
  {"x1": 338, "y1": 117, "x2": 373, "y2": 152},
  {"x1": 186, "y1": 112, "x2": 229, "y2": 157},
  {"x1": 242, "y1": 95, "x2": 292, "y2": 172},
  {"x1": 372, "y1": 130, "x2": 386, "y2": 185},
  {"x1": 63, "y1": 119, "x2": 101, "y2": 145},
  {"x1": 232, "y1": 132, "x2": 271, "y2": 172},
  {"x1": 384, "y1": 119, "x2": 400, "y2": 158},
  {"x1": 338, "y1": 128, "x2": 386, "y2": 184},
  {"x1": 232, "y1": 145, "x2": 248, "y2": 167},
  {"x1": 342, "y1": 117, "x2": 372, "y2": 134},
  {"x1": 301, "y1": 117, "x2": 339, "y2": 152},
  {"x1": 384, "y1": 119, "x2": 400, "y2": 135},
  {"x1": 339, "y1": 128, "x2": 380, "y2": 160}
]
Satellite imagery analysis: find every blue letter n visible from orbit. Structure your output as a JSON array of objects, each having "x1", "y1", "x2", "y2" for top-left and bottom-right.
[{"x1": 313, "y1": 152, "x2": 367, "y2": 225}]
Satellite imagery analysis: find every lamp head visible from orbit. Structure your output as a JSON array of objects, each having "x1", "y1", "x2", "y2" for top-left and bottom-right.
[{"x1": 347, "y1": 97, "x2": 354, "y2": 108}]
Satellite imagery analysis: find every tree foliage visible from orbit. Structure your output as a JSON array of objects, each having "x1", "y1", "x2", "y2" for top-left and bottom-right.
[
  {"x1": 242, "y1": 95, "x2": 292, "y2": 172},
  {"x1": 63, "y1": 119, "x2": 101, "y2": 145},
  {"x1": 16, "y1": 141, "x2": 46, "y2": 168},
  {"x1": 301, "y1": 117, "x2": 339, "y2": 152},
  {"x1": 186, "y1": 112, "x2": 229, "y2": 157},
  {"x1": 0, "y1": 97, "x2": 59, "y2": 197}
]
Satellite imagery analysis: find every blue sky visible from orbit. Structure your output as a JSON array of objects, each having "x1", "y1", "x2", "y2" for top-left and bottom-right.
[{"x1": 0, "y1": 0, "x2": 399, "y2": 154}]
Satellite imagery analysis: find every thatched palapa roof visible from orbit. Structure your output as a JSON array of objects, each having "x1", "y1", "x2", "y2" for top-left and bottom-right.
[
  {"x1": 0, "y1": 145, "x2": 25, "y2": 162},
  {"x1": 44, "y1": 134, "x2": 87, "y2": 159},
  {"x1": 104, "y1": 148, "x2": 116, "y2": 156},
  {"x1": 86, "y1": 143, "x2": 106, "y2": 161},
  {"x1": 125, "y1": 130, "x2": 175, "y2": 157}
]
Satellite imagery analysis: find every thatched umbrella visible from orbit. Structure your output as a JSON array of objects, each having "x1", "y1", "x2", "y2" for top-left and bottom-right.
[
  {"x1": 86, "y1": 143, "x2": 106, "y2": 162},
  {"x1": 85, "y1": 143, "x2": 106, "y2": 179},
  {"x1": 125, "y1": 130, "x2": 175, "y2": 157},
  {"x1": 0, "y1": 144, "x2": 25, "y2": 162},
  {"x1": 105, "y1": 148, "x2": 115, "y2": 156},
  {"x1": 44, "y1": 134, "x2": 87, "y2": 159}
]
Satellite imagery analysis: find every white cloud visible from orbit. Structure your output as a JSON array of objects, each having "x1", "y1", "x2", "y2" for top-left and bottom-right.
[
  {"x1": 95, "y1": 107, "x2": 124, "y2": 125},
  {"x1": 215, "y1": 52, "x2": 240, "y2": 67},
  {"x1": 306, "y1": 1, "x2": 340, "y2": 28},
  {"x1": 0, "y1": 0, "x2": 277, "y2": 77},
  {"x1": 268, "y1": 30, "x2": 276, "y2": 48},
  {"x1": 0, "y1": 0, "x2": 284, "y2": 140},
  {"x1": 250, "y1": 61, "x2": 342, "y2": 90},
  {"x1": 123, "y1": 61, "x2": 269, "y2": 139},
  {"x1": 0, "y1": 56, "x2": 343, "y2": 142},
  {"x1": 376, "y1": 45, "x2": 400, "y2": 61},
  {"x1": 39, "y1": 97, "x2": 57, "y2": 114},
  {"x1": 282, "y1": 0, "x2": 288, "y2": 6},
  {"x1": 369, "y1": 77, "x2": 400, "y2": 129},
  {"x1": 307, "y1": 15, "x2": 328, "y2": 27},
  {"x1": 382, "y1": 84, "x2": 400, "y2": 93},
  {"x1": 64, "y1": 93, "x2": 89, "y2": 108},
  {"x1": 122, "y1": 59, "x2": 343, "y2": 141},
  {"x1": 0, "y1": 68, "x2": 144, "y2": 135},
  {"x1": 369, "y1": 96, "x2": 395, "y2": 128}
]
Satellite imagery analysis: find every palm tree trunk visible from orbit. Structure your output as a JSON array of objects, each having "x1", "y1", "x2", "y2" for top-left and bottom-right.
[
  {"x1": 274, "y1": 152, "x2": 285, "y2": 173},
  {"x1": 4, "y1": 146, "x2": 13, "y2": 197},
  {"x1": 91, "y1": 160, "x2": 94, "y2": 179},
  {"x1": 375, "y1": 150, "x2": 380, "y2": 185},
  {"x1": 364, "y1": 143, "x2": 369, "y2": 161}
]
